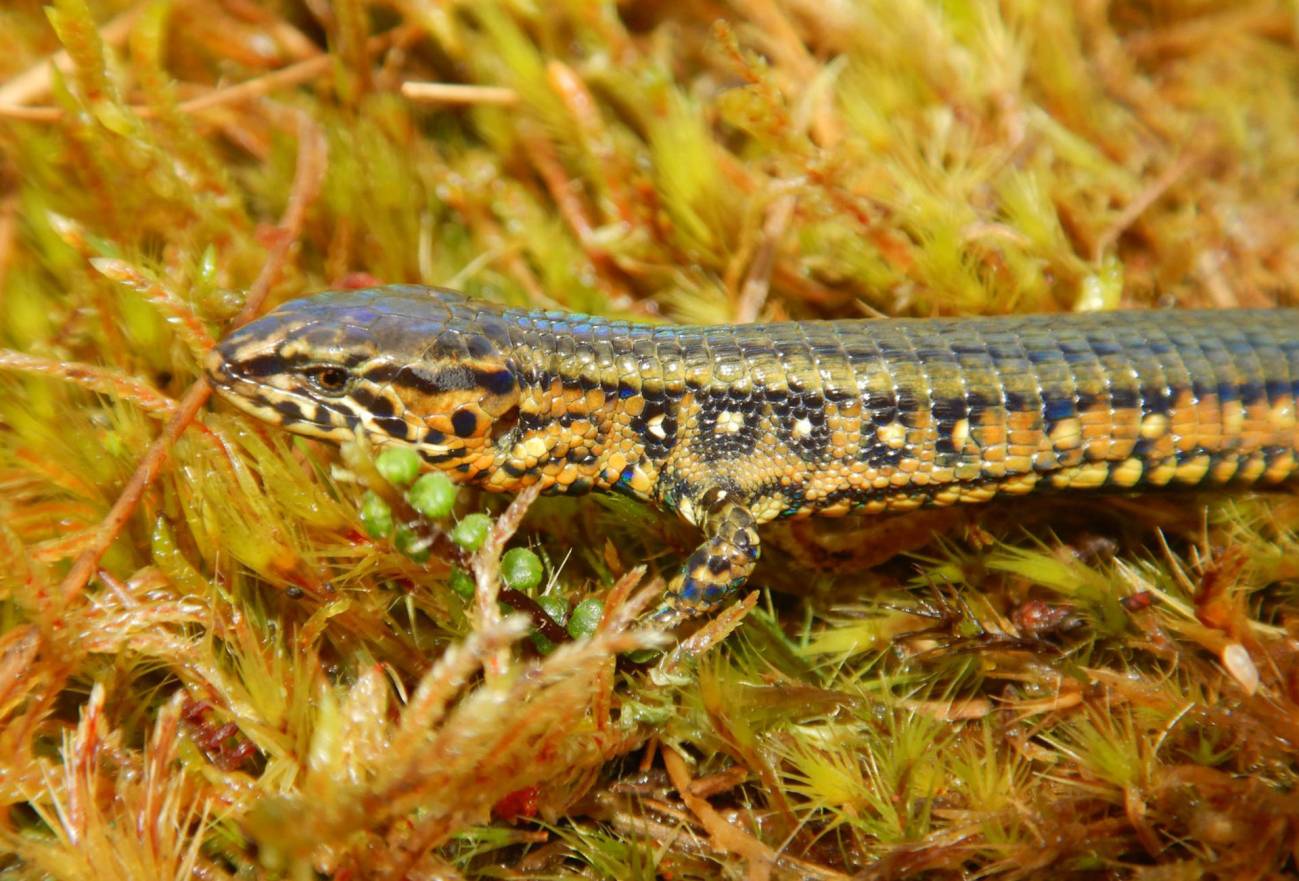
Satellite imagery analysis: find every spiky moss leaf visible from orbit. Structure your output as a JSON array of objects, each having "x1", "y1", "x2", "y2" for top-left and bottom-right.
[
  {"x1": 0, "y1": 390, "x2": 150, "y2": 582},
  {"x1": 648, "y1": 92, "x2": 740, "y2": 261},
  {"x1": 772, "y1": 706, "x2": 950, "y2": 842},
  {"x1": 328, "y1": 0, "x2": 371, "y2": 106},
  {"x1": 795, "y1": 218, "x2": 904, "y2": 303},
  {"x1": 319, "y1": 96, "x2": 441, "y2": 283},
  {"x1": 45, "y1": 0, "x2": 122, "y2": 114},
  {"x1": 829, "y1": 3, "x2": 1080, "y2": 313},
  {"x1": 490, "y1": 178, "x2": 607, "y2": 314},
  {"x1": 468, "y1": 4, "x2": 571, "y2": 142},
  {"x1": 1041, "y1": 704, "x2": 1162, "y2": 795},
  {"x1": 41, "y1": 68, "x2": 226, "y2": 253},
  {"x1": 801, "y1": 604, "x2": 930, "y2": 659},
  {"x1": 210, "y1": 604, "x2": 326, "y2": 766},
  {"x1": 128, "y1": 0, "x2": 242, "y2": 221},
  {"x1": 2, "y1": 689, "x2": 212, "y2": 881},
  {"x1": 0, "y1": 5, "x2": 57, "y2": 77},
  {"x1": 246, "y1": 618, "x2": 657, "y2": 875},
  {"x1": 150, "y1": 516, "x2": 212, "y2": 598},
  {"x1": 984, "y1": 545, "x2": 1130, "y2": 637},
  {"x1": 544, "y1": 822, "x2": 662, "y2": 881},
  {"x1": 210, "y1": 419, "x2": 353, "y2": 533},
  {"x1": 174, "y1": 432, "x2": 313, "y2": 579},
  {"x1": 0, "y1": 270, "x2": 59, "y2": 352},
  {"x1": 175, "y1": 440, "x2": 450, "y2": 650},
  {"x1": 946, "y1": 721, "x2": 1038, "y2": 845}
]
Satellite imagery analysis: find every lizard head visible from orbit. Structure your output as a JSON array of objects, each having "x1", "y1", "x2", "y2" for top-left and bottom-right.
[{"x1": 206, "y1": 287, "x2": 521, "y2": 472}]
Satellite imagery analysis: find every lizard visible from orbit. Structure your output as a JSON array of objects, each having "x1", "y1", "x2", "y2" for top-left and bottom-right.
[{"x1": 205, "y1": 285, "x2": 1299, "y2": 623}]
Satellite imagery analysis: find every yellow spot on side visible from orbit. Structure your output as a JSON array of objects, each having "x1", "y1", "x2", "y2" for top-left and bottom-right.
[
  {"x1": 1140, "y1": 413, "x2": 1168, "y2": 440},
  {"x1": 522, "y1": 435, "x2": 549, "y2": 459},
  {"x1": 1050, "y1": 461, "x2": 1110, "y2": 490},
  {"x1": 1110, "y1": 457, "x2": 1143, "y2": 488},
  {"x1": 627, "y1": 465, "x2": 654, "y2": 495},
  {"x1": 1222, "y1": 401, "x2": 1244, "y2": 437},
  {"x1": 1237, "y1": 454, "x2": 1266, "y2": 484},
  {"x1": 1146, "y1": 459, "x2": 1177, "y2": 486},
  {"x1": 1271, "y1": 400, "x2": 1295, "y2": 428},
  {"x1": 1049, "y1": 417, "x2": 1082, "y2": 450},
  {"x1": 960, "y1": 484, "x2": 997, "y2": 503},
  {"x1": 1075, "y1": 461, "x2": 1112, "y2": 489},
  {"x1": 950, "y1": 418, "x2": 970, "y2": 451},
  {"x1": 1000, "y1": 473, "x2": 1040, "y2": 495},
  {"x1": 1264, "y1": 451, "x2": 1296, "y2": 483},
  {"x1": 1210, "y1": 457, "x2": 1239, "y2": 484},
  {"x1": 878, "y1": 422, "x2": 907, "y2": 449},
  {"x1": 1174, "y1": 454, "x2": 1212, "y2": 485},
  {"x1": 678, "y1": 496, "x2": 699, "y2": 526}
]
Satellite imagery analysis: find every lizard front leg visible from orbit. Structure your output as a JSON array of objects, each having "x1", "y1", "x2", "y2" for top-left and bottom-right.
[{"x1": 652, "y1": 497, "x2": 761, "y2": 624}]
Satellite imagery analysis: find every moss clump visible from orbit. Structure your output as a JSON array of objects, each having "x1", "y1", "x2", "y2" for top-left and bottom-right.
[{"x1": 3, "y1": 1, "x2": 1299, "y2": 878}]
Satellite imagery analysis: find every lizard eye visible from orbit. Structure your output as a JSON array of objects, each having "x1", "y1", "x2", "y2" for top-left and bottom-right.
[{"x1": 304, "y1": 365, "x2": 352, "y2": 396}]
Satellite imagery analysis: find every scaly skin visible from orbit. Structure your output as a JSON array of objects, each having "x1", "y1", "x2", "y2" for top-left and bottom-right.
[{"x1": 206, "y1": 285, "x2": 1299, "y2": 622}]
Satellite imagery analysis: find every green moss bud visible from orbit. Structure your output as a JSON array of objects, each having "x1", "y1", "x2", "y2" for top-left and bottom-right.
[
  {"x1": 394, "y1": 524, "x2": 430, "y2": 563},
  {"x1": 375, "y1": 447, "x2": 421, "y2": 487},
  {"x1": 451, "y1": 513, "x2": 492, "y2": 551},
  {"x1": 360, "y1": 491, "x2": 393, "y2": 539},
  {"x1": 408, "y1": 472, "x2": 457, "y2": 519},
  {"x1": 567, "y1": 599, "x2": 604, "y2": 639},
  {"x1": 501, "y1": 547, "x2": 543, "y2": 591},
  {"x1": 449, "y1": 567, "x2": 475, "y2": 600}
]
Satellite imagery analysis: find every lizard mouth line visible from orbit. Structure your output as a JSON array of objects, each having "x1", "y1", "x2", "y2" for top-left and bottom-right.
[
  {"x1": 204, "y1": 356, "x2": 354, "y2": 444},
  {"x1": 206, "y1": 350, "x2": 465, "y2": 459}
]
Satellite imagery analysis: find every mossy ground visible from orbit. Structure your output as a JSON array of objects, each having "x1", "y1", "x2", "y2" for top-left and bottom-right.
[{"x1": 3, "y1": 1, "x2": 1299, "y2": 878}]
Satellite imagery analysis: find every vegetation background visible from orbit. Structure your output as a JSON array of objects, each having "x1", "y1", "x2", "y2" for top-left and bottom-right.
[{"x1": 2, "y1": 0, "x2": 1299, "y2": 878}]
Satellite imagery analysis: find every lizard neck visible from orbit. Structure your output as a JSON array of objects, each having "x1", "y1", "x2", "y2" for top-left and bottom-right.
[{"x1": 475, "y1": 353, "x2": 663, "y2": 501}]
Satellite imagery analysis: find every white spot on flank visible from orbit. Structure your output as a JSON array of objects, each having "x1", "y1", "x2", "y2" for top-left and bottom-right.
[
  {"x1": 793, "y1": 417, "x2": 813, "y2": 438},
  {"x1": 648, "y1": 413, "x2": 667, "y2": 439},
  {"x1": 715, "y1": 410, "x2": 744, "y2": 434}
]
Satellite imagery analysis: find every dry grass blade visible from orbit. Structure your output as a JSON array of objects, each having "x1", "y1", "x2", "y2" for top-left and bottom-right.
[
  {"x1": 401, "y1": 81, "x2": 519, "y2": 105},
  {"x1": 0, "y1": 350, "x2": 176, "y2": 416}
]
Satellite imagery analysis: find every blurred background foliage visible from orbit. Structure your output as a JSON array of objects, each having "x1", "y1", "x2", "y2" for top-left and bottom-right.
[{"x1": 2, "y1": 0, "x2": 1299, "y2": 878}]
